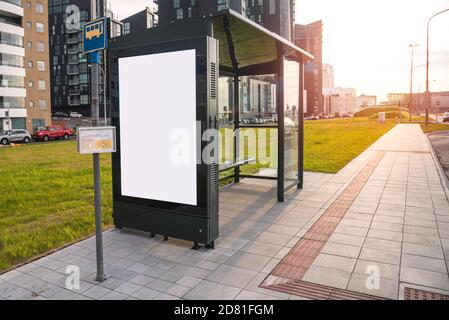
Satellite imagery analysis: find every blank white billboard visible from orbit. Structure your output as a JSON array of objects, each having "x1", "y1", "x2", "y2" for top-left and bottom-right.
[{"x1": 119, "y1": 49, "x2": 198, "y2": 206}]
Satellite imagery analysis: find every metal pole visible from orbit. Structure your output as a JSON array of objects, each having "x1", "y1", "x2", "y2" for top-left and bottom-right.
[
  {"x1": 426, "y1": 8, "x2": 449, "y2": 126},
  {"x1": 90, "y1": 52, "x2": 105, "y2": 282},
  {"x1": 409, "y1": 44, "x2": 418, "y2": 122},
  {"x1": 103, "y1": 52, "x2": 107, "y2": 126}
]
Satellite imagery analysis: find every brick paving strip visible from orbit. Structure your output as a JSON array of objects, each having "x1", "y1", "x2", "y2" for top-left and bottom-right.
[
  {"x1": 404, "y1": 288, "x2": 449, "y2": 300},
  {"x1": 261, "y1": 151, "x2": 388, "y2": 300}
]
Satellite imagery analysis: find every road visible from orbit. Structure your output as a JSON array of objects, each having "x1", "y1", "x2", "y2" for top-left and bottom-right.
[{"x1": 428, "y1": 130, "x2": 449, "y2": 182}]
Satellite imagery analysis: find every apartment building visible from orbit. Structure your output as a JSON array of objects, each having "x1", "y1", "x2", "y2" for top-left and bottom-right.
[
  {"x1": 48, "y1": 0, "x2": 120, "y2": 118},
  {"x1": 24, "y1": 0, "x2": 51, "y2": 132},
  {"x1": 0, "y1": 0, "x2": 50, "y2": 132},
  {"x1": 294, "y1": 20, "x2": 323, "y2": 116},
  {"x1": 156, "y1": 0, "x2": 295, "y2": 40},
  {"x1": 122, "y1": 6, "x2": 158, "y2": 35}
]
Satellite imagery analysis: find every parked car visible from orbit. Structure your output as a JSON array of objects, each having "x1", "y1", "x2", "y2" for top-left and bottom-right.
[
  {"x1": 443, "y1": 112, "x2": 449, "y2": 123},
  {"x1": 53, "y1": 112, "x2": 69, "y2": 118},
  {"x1": 33, "y1": 126, "x2": 74, "y2": 142},
  {"x1": 70, "y1": 112, "x2": 83, "y2": 118},
  {"x1": 0, "y1": 129, "x2": 32, "y2": 145}
]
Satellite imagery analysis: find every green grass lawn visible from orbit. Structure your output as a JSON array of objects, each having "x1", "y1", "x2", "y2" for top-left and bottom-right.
[
  {"x1": 0, "y1": 117, "x2": 395, "y2": 272},
  {"x1": 420, "y1": 123, "x2": 449, "y2": 134},
  {"x1": 0, "y1": 141, "x2": 113, "y2": 272},
  {"x1": 304, "y1": 118, "x2": 395, "y2": 173}
]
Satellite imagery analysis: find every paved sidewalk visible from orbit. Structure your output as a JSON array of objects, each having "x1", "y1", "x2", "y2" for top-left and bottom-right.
[{"x1": 1, "y1": 124, "x2": 448, "y2": 300}]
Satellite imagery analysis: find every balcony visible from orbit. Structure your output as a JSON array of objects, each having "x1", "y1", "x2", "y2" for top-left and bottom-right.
[
  {"x1": 1, "y1": 0, "x2": 21, "y2": 6},
  {"x1": 68, "y1": 54, "x2": 79, "y2": 65},
  {"x1": 68, "y1": 97, "x2": 80, "y2": 106},
  {"x1": 67, "y1": 45, "x2": 79, "y2": 54},
  {"x1": 0, "y1": 0, "x2": 23, "y2": 18},
  {"x1": 67, "y1": 35, "x2": 79, "y2": 44},
  {"x1": 68, "y1": 76, "x2": 79, "y2": 85},
  {"x1": 69, "y1": 88, "x2": 80, "y2": 96},
  {"x1": 67, "y1": 64, "x2": 79, "y2": 75}
]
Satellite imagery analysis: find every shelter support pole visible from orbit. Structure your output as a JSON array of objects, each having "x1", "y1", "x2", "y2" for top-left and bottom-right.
[
  {"x1": 277, "y1": 56, "x2": 285, "y2": 203},
  {"x1": 298, "y1": 61, "x2": 304, "y2": 190},
  {"x1": 233, "y1": 74, "x2": 240, "y2": 183}
]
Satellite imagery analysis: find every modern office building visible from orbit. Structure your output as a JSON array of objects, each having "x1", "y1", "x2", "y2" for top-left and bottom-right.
[
  {"x1": 48, "y1": 0, "x2": 120, "y2": 118},
  {"x1": 323, "y1": 87, "x2": 357, "y2": 116},
  {"x1": 0, "y1": 0, "x2": 51, "y2": 133},
  {"x1": 155, "y1": 0, "x2": 295, "y2": 40},
  {"x1": 356, "y1": 94, "x2": 377, "y2": 110},
  {"x1": 388, "y1": 91, "x2": 449, "y2": 113},
  {"x1": 322, "y1": 63, "x2": 334, "y2": 89},
  {"x1": 122, "y1": 6, "x2": 158, "y2": 35},
  {"x1": 294, "y1": 20, "x2": 323, "y2": 116}
]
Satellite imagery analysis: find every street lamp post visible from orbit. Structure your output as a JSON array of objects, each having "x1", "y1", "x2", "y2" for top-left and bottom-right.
[
  {"x1": 426, "y1": 8, "x2": 449, "y2": 126},
  {"x1": 409, "y1": 44, "x2": 419, "y2": 122}
]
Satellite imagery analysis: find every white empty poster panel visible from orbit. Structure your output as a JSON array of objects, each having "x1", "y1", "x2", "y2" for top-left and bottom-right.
[{"x1": 119, "y1": 50, "x2": 198, "y2": 206}]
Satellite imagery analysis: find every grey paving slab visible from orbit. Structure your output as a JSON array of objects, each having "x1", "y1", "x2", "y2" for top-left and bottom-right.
[
  {"x1": 321, "y1": 242, "x2": 361, "y2": 259},
  {"x1": 401, "y1": 254, "x2": 448, "y2": 274},
  {"x1": 402, "y1": 243, "x2": 444, "y2": 260},
  {"x1": 302, "y1": 265, "x2": 352, "y2": 290},
  {"x1": 184, "y1": 280, "x2": 241, "y2": 300},
  {"x1": 400, "y1": 267, "x2": 449, "y2": 291},
  {"x1": 207, "y1": 265, "x2": 258, "y2": 289},
  {"x1": 235, "y1": 290, "x2": 282, "y2": 300},
  {"x1": 83, "y1": 285, "x2": 111, "y2": 299},
  {"x1": 131, "y1": 287, "x2": 159, "y2": 300},
  {"x1": 224, "y1": 252, "x2": 271, "y2": 273},
  {"x1": 353, "y1": 260, "x2": 400, "y2": 281},
  {"x1": 359, "y1": 247, "x2": 401, "y2": 266},
  {"x1": 100, "y1": 291, "x2": 128, "y2": 300},
  {"x1": 311, "y1": 254, "x2": 357, "y2": 273},
  {"x1": 114, "y1": 282, "x2": 142, "y2": 296},
  {"x1": 363, "y1": 238, "x2": 402, "y2": 253},
  {"x1": 347, "y1": 273, "x2": 398, "y2": 300}
]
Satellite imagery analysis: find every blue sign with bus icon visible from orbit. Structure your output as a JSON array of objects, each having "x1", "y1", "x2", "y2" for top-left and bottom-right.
[{"x1": 83, "y1": 18, "x2": 108, "y2": 53}]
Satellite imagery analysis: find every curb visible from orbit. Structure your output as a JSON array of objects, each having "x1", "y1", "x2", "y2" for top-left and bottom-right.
[{"x1": 426, "y1": 135, "x2": 449, "y2": 202}]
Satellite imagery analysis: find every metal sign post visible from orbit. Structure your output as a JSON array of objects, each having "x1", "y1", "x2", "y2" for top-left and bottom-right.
[{"x1": 82, "y1": 17, "x2": 110, "y2": 282}]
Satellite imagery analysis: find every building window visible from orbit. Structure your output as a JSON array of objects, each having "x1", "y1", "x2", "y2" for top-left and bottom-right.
[
  {"x1": 37, "y1": 61, "x2": 45, "y2": 71},
  {"x1": 269, "y1": 0, "x2": 276, "y2": 15},
  {"x1": 176, "y1": 8, "x2": 183, "y2": 19},
  {"x1": 29, "y1": 100, "x2": 34, "y2": 108},
  {"x1": 173, "y1": 0, "x2": 180, "y2": 8},
  {"x1": 218, "y1": 0, "x2": 230, "y2": 11},
  {"x1": 28, "y1": 81, "x2": 33, "y2": 88},
  {"x1": 27, "y1": 41, "x2": 32, "y2": 48},
  {"x1": 38, "y1": 100, "x2": 47, "y2": 109},
  {"x1": 124, "y1": 22, "x2": 131, "y2": 35},
  {"x1": 36, "y1": 3, "x2": 44, "y2": 14},
  {"x1": 25, "y1": 1, "x2": 31, "y2": 8},
  {"x1": 36, "y1": 22, "x2": 44, "y2": 33},
  {"x1": 28, "y1": 61, "x2": 33, "y2": 68},
  {"x1": 36, "y1": 42, "x2": 45, "y2": 52},
  {"x1": 27, "y1": 21, "x2": 32, "y2": 28},
  {"x1": 38, "y1": 80, "x2": 46, "y2": 90}
]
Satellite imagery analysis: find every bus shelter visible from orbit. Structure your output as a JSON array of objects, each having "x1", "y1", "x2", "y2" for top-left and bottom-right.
[{"x1": 108, "y1": 10, "x2": 313, "y2": 249}]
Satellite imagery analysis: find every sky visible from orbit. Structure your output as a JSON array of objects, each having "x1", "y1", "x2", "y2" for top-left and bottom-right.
[{"x1": 108, "y1": 0, "x2": 449, "y2": 101}]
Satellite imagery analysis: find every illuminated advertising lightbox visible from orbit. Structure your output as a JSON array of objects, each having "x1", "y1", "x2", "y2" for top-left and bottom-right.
[{"x1": 118, "y1": 50, "x2": 198, "y2": 206}]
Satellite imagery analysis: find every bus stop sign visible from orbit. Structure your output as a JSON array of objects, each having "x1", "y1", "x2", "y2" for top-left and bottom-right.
[{"x1": 83, "y1": 17, "x2": 108, "y2": 54}]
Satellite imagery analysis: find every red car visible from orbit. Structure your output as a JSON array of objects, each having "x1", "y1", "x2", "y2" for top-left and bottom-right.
[{"x1": 33, "y1": 126, "x2": 74, "y2": 142}]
